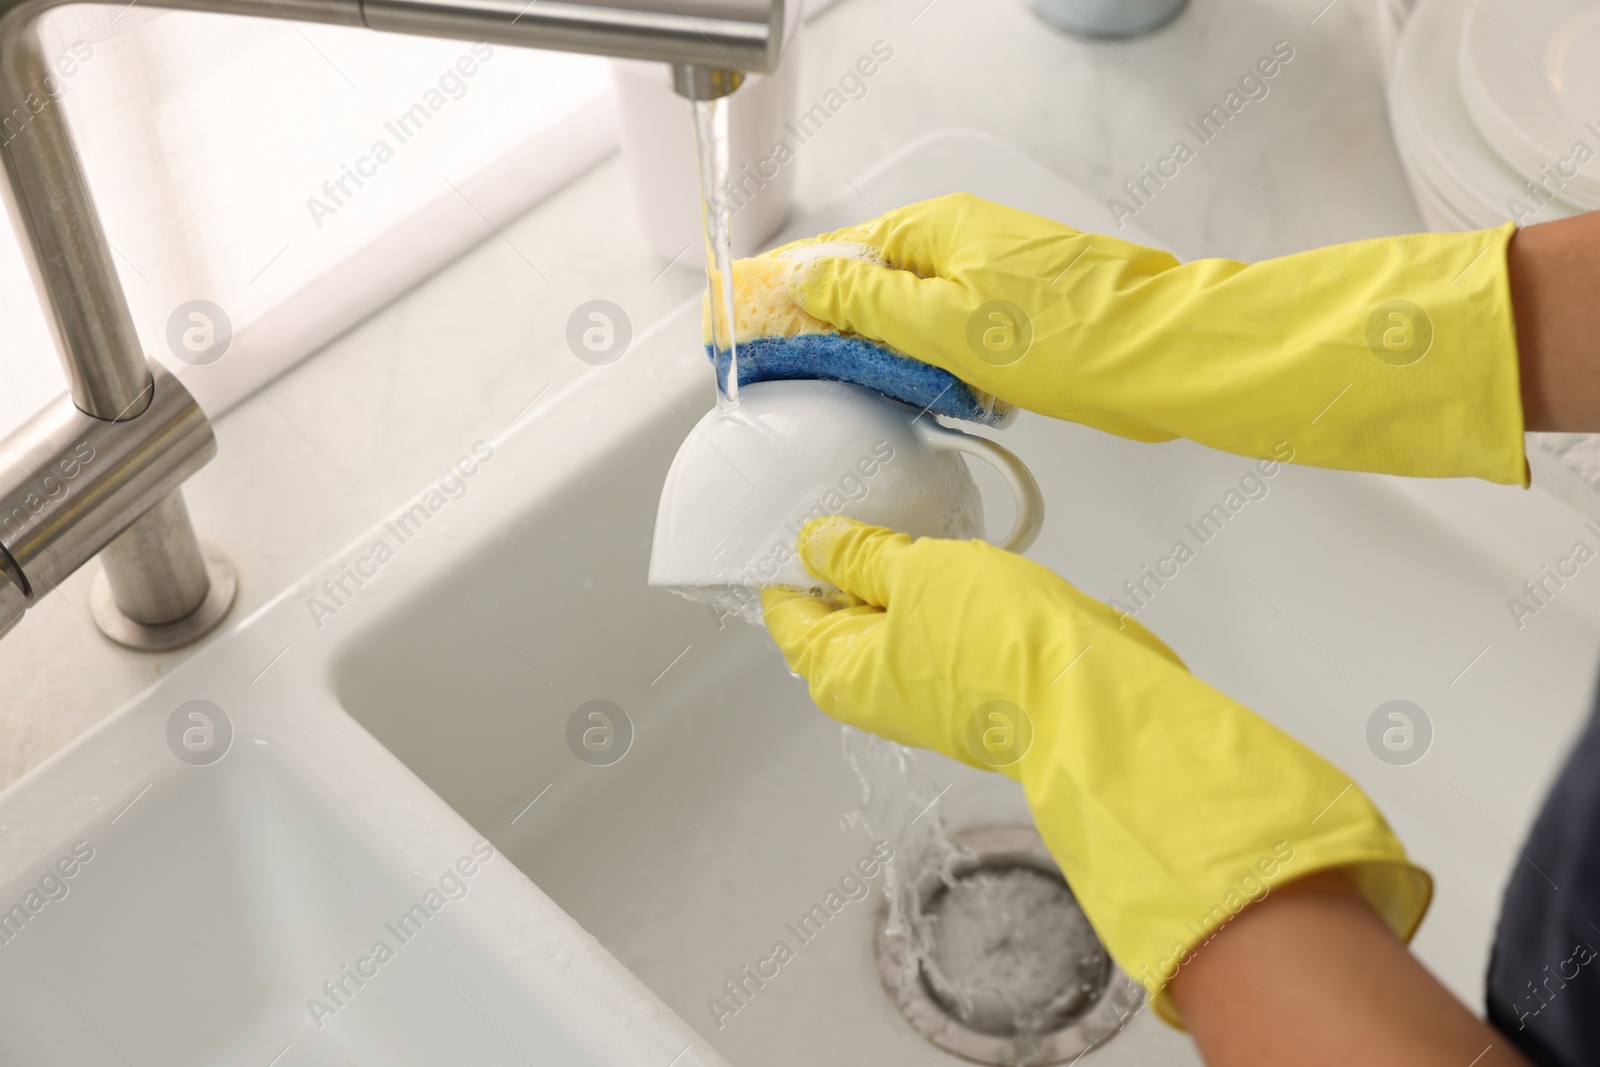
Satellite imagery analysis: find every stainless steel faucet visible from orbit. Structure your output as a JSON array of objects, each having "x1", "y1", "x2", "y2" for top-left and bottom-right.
[{"x1": 0, "y1": 0, "x2": 783, "y2": 649}]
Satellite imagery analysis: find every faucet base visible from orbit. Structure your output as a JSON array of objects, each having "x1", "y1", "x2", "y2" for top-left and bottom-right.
[{"x1": 90, "y1": 548, "x2": 236, "y2": 652}]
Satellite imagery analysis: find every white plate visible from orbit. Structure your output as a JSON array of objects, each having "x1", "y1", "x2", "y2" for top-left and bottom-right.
[
  {"x1": 1459, "y1": 0, "x2": 1600, "y2": 209},
  {"x1": 1389, "y1": 0, "x2": 1587, "y2": 228}
]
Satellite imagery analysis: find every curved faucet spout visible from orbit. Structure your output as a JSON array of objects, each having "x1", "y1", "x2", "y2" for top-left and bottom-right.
[{"x1": 0, "y1": 0, "x2": 782, "y2": 646}]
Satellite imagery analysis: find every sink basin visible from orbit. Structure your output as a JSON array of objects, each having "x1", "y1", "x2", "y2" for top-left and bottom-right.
[{"x1": 4, "y1": 131, "x2": 1597, "y2": 1066}]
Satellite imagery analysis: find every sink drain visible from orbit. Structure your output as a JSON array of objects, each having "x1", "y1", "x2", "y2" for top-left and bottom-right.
[{"x1": 875, "y1": 825, "x2": 1142, "y2": 1065}]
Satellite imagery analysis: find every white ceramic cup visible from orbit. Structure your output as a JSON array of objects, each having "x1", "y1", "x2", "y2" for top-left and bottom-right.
[{"x1": 649, "y1": 381, "x2": 1045, "y2": 607}]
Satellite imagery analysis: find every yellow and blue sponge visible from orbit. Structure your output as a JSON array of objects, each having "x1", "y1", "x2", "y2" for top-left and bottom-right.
[{"x1": 703, "y1": 243, "x2": 1015, "y2": 426}]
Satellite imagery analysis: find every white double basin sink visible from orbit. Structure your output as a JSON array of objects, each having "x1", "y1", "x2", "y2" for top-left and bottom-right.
[{"x1": 3, "y1": 133, "x2": 1598, "y2": 1066}]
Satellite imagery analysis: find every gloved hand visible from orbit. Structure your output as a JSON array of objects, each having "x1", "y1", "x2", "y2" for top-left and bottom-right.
[
  {"x1": 776, "y1": 193, "x2": 1528, "y2": 485},
  {"x1": 762, "y1": 517, "x2": 1432, "y2": 1027}
]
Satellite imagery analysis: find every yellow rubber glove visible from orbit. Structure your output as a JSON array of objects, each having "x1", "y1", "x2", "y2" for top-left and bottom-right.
[
  {"x1": 762, "y1": 517, "x2": 1432, "y2": 1027},
  {"x1": 778, "y1": 193, "x2": 1528, "y2": 485}
]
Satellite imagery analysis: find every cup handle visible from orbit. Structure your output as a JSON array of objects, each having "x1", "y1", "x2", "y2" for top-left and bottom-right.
[{"x1": 913, "y1": 422, "x2": 1045, "y2": 554}]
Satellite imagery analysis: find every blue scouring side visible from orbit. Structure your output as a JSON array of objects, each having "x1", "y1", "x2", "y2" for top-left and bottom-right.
[{"x1": 707, "y1": 334, "x2": 1014, "y2": 426}]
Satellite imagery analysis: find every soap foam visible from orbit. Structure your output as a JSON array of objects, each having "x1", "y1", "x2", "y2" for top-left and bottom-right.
[{"x1": 702, "y1": 242, "x2": 885, "y2": 347}]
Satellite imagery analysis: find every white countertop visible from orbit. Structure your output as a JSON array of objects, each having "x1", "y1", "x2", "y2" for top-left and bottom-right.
[{"x1": 0, "y1": 0, "x2": 1423, "y2": 787}]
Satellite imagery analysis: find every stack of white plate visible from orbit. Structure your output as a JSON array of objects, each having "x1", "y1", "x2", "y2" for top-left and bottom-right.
[{"x1": 1387, "y1": 0, "x2": 1599, "y2": 230}]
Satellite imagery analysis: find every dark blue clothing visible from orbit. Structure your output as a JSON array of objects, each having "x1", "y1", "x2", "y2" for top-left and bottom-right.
[{"x1": 1488, "y1": 694, "x2": 1600, "y2": 1066}]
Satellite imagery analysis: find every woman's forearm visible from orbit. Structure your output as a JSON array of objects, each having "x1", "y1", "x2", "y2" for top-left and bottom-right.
[
  {"x1": 1510, "y1": 212, "x2": 1600, "y2": 432},
  {"x1": 1142, "y1": 217, "x2": 1595, "y2": 1059},
  {"x1": 1167, "y1": 870, "x2": 1529, "y2": 1066}
]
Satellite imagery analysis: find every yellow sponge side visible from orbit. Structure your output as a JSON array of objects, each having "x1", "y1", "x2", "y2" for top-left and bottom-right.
[{"x1": 703, "y1": 254, "x2": 840, "y2": 345}]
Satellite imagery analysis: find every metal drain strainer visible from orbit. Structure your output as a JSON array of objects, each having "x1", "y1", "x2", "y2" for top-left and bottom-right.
[{"x1": 875, "y1": 825, "x2": 1143, "y2": 1065}]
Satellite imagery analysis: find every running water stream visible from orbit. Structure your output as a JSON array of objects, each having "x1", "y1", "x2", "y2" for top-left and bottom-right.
[
  {"x1": 843, "y1": 726, "x2": 1108, "y2": 1065},
  {"x1": 690, "y1": 90, "x2": 1098, "y2": 1066},
  {"x1": 691, "y1": 97, "x2": 741, "y2": 410},
  {"x1": 841, "y1": 727, "x2": 973, "y2": 992}
]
